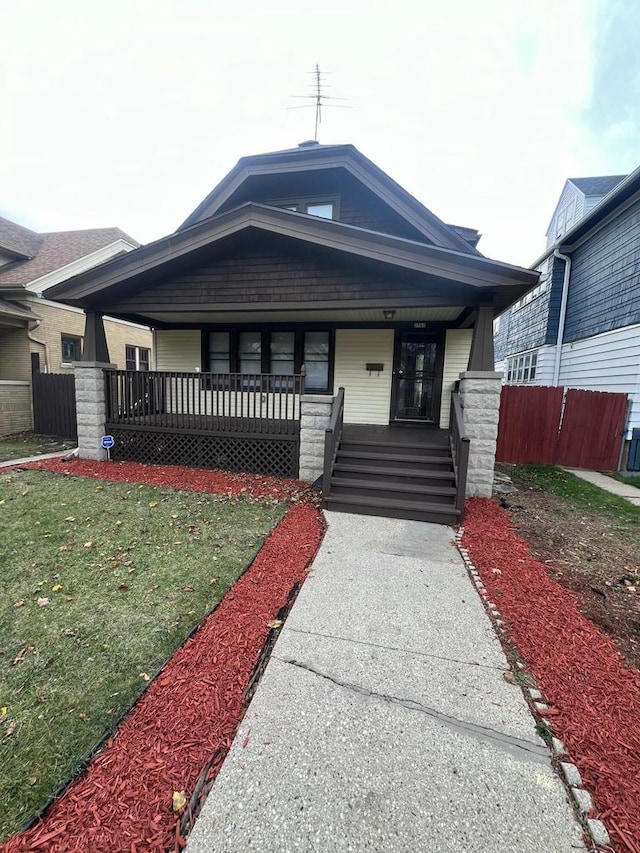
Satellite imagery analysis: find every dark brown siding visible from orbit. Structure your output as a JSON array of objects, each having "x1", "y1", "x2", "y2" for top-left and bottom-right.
[
  {"x1": 110, "y1": 238, "x2": 453, "y2": 310},
  {"x1": 217, "y1": 170, "x2": 428, "y2": 242}
]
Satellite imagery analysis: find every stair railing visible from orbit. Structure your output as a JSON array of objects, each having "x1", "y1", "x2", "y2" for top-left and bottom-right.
[
  {"x1": 449, "y1": 390, "x2": 470, "y2": 519},
  {"x1": 323, "y1": 387, "x2": 345, "y2": 500}
]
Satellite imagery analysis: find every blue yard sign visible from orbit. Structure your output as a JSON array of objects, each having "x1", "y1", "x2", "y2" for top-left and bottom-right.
[{"x1": 101, "y1": 435, "x2": 115, "y2": 450}]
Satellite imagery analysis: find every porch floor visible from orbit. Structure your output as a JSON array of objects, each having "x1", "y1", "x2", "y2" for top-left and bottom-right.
[{"x1": 342, "y1": 423, "x2": 449, "y2": 447}]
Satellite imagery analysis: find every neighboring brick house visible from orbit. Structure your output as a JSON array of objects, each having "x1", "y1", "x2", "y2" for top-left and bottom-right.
[
  {"x1": 494, "y1": 167, "x2": 640, "y2": 468},
  {"x1": 0, "y1": 216, "x2": 153, "y2": 436}
]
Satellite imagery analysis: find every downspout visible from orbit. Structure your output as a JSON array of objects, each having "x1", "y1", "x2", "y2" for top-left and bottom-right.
[{"x1": 552, "y1": 248, "x2": 572, "y2": 387}]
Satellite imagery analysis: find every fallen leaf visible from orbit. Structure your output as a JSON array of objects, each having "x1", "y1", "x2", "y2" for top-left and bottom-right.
[
  {"x1": 12, "y1": 644, "x2": 34, "y2": 665},
  {"x1": 52, "y1": 584, "x2": 62, "y2": 592},
  {"x1": 491, "y1": 568, "x2": 502, "y2": 575},
  {"x1": 118, "y1": 582, "x2": 129, "y2": 591},
  {"x1": 3, "y1": 722, "x2": 16, "y2": 739},
  {"x1": 13, "y1": 599, "x2": 25, "y2": 608},
  {"x1": 83, "y1": 542, "x2": 94, "y2": 549},
  {"x1": 64, "y1": 516, "x2": 76, "y2": 522},
  {"x1": 139, "y1": 672, "x2": 150, "y2": 681},
  {"x1": 148, "y1": 501, "x2": 158, "y2": 508},
  {"x1": 502, "y1": 671, "x2": 516, "y2": 684},
  {"x1": 37, "y1": 597, "x2": 50, "y2": 607},
  {"x1": 267, "y1": 619, "x2": 283, "y2": 629},
  {"x1": 172, "y1": 790, "x2": 186, "y2": 812}
]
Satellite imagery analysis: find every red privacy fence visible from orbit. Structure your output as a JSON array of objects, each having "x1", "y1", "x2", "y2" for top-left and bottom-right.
[{"x1": 496, "y1": 386, "x2": 628, "y2": 470}]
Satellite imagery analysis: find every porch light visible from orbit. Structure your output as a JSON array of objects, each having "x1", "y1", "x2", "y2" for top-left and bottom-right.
[{"x1": 383, "y1": 309, "x2": 396, "y2": 320}]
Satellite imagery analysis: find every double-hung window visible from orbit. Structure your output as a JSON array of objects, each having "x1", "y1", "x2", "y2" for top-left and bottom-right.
[{"x1": 125, "y1": 345, "x2": 150, "y2": 371}]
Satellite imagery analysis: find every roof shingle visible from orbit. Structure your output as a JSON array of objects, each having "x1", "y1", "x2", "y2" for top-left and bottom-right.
[
  {"x1": 0, "y1": 225, "x2": 139, "y2": 287},
  {"x1": 568, "y1": 175, "x2": 627, "y2": 197}
]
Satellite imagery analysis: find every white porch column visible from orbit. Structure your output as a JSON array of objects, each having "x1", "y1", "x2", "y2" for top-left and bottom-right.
[
  {"x1": 74, "y1": 362, "x2": 115, "y2": 460},
  {"x1": 458, "y1": 370, "x2": 502, "y2": 498},
  {"x1": 299, "y1": 394, "x2": 333, "y2": 482}
]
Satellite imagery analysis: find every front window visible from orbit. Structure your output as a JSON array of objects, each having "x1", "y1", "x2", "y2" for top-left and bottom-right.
[
  {"x1": 304, "y1": 331, "x2": 330, "y2": 392},
  {"x1": 238, "y1": 331, "x2": 262, "y2": 374},
  {"x1": 61, "y1": 335, "x2": 82, "y2": 362},
  {"x1": 204, "y1": 329, "x2": 332, "y2": 392}
]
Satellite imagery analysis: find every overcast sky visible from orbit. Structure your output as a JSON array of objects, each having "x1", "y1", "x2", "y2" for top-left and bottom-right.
[{"x1": 1, "y1": 0, "x2": 638, "y2": 267}]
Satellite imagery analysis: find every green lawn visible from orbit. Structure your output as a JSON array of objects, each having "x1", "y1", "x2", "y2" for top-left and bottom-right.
[
  {"x1": 504, "y1": 464, "x2": 640, "y2": 525},
  {"x1": 0, "y1": 433, "x2": 75, "y2": 463},
  {"x1": 0, "y1": 470, "x2": 284, "y2": 840}
]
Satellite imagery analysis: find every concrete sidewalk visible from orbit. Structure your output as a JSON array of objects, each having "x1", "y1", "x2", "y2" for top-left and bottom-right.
[
  {"x1": 186, "y1": 513, "x2": 586, "y2": 853},
  {"x1": 562, "y1": 467, "x2": 640, "y2": 507},
  {"x1": 0, "y1": 450, "x2": 72, "y2": 468}
]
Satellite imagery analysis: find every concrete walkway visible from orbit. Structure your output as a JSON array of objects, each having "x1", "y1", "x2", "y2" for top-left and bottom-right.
[
  {"x1": 562, "y1": 467, "x2": 640, "y2": 507},
  {"x1": 186, "y1": 512, "x2": 586, "y2": 853},
  {"x1": 0, "y1": 450, "x2": 72, "y2": 468}
]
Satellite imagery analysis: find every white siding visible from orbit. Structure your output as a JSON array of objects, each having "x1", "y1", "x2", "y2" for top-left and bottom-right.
[
  {"x1": 334, "y1": 329, "x2": 394, "y2": 424},
  {"x1": 557, "y1": 323, "x2": 640, "y2": 436},
  {"x1": 439, "y1": 329, "x2": 472, "y2": 428},
  {"x1": 155, "y1": 330, "x2": 202, "y2": 371},
  {"x1": 534, "y1": 345, "x2": 556, "y2": 385}
]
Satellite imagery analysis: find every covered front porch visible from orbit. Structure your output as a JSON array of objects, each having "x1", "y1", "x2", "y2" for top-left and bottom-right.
[{"x1": 47, "y1": 202, "x2": 537, "y2": 522}]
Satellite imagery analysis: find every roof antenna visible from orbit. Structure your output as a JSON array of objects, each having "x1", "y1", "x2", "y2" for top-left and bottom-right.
[{"x1": 288, "y1": 64, "x2": 350, "y2": 142}]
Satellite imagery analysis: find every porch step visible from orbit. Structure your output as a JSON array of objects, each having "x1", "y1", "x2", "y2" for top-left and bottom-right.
[
  {"x1": 335, "y1": 450, "x2": 453, "y2": 472},
  {"x1": 324, "y1": 493, "x2": 461, "y2": 525},
  {"x1": 339, "y1": 439, "x2": 450, "y2": 457},
  {"x1": 329, "y1": 477, "x2": 457, "y2": 505},
  {"x1": 332, "y1": 463, "x2": 456, "y2": 489}
]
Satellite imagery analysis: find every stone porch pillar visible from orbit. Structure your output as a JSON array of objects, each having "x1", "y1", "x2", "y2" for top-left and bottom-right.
[
  {"x1": 458, "y1": 371, "x2": 502, "y2": 497},
  {"x1": 299, "y1": 394, "x2": 333, "y2": 482},
  {"x1": 74, "y1": 362, "x2": 115, "y2": 460}
]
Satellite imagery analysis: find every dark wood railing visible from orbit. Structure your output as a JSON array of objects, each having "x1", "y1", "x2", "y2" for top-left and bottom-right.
[
  {"x1": 322, "y1": 387, "x2": 345, "y2": 499},
  {"x1": 449, "y1": 390, "x2": 470, "y2": 518},
  {"x1": 105, "y1": 370, "x2": 304, "y2": 436}
]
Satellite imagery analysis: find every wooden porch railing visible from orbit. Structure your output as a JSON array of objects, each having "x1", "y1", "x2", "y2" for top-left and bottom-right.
[
  {"x1": 105, "y1": 370, "x2": 304, "y2": 435},
  {"x1": 449, "y1": 390, "x2": 470, "y2": 518},
  {"x1": 322, "y1": 387, "x2": 345, "y2": 499}
]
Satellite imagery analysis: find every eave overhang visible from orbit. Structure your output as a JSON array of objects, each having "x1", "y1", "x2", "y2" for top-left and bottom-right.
[{"x1": 47, "y1": 203, "x2": 538, "y2": 319}]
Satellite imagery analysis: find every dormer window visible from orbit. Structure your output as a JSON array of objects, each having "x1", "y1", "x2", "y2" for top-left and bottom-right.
[
  {"x1": 274, "y1": 198, "x2": 337, "y2": 220},
  {"x1": 305, "y1": 202, "x2": 334, "y2": 219}
]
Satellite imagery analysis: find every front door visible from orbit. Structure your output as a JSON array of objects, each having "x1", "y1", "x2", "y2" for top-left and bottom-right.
[{"x1": 391, "y1": 331, "x2": 443, "y2": 422}]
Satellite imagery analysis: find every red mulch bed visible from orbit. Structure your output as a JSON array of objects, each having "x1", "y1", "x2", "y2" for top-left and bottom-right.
[
  {"x1": 462, "y1": 498, "x2": 640, "y2": 853},
  {"x1": 1, "y1": 462, "x2": 324, "y2": 853},
  {"x1": 22, "y1": 457, "x2": 319, "y2": 504}
]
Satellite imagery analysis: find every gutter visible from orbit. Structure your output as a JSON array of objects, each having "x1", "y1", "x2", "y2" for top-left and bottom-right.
[
  {"x1": 28, "y1": 321, "x2": 50, "y2": 373},
  {"x1": 552, "y1": 249, "x2": 572, "y2": 386}
]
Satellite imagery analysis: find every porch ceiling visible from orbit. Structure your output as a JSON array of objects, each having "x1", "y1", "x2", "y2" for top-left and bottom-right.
[{"x1": 131, "y1": 306, "x2": 464, "y2": 325}]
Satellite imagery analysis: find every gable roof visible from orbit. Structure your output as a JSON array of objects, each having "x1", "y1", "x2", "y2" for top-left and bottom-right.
[
  {"x1": 568, "y1": 175, "x2": 626, "y2": 196},
  {"x1": 0, "y1": 225, "x2": 139, "y2": 287},
  {"x1": 0, "y1": 216, "x2": 42, "y2": 259},
  {"x1": 46, "y1": 202, "x2": 537, "y2": 317},
  {"x1": 178, "y1": 142, "x2": 480, "y2": 255}
]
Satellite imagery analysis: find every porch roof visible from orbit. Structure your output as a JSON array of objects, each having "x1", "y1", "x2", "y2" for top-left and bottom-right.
[{"x1": 46, "y1": 203, "x2": 538, "y2": 323}]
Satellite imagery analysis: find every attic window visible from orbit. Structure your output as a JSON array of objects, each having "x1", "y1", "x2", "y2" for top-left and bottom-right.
[
  {"x1": 275, "y1": 199, "x2": 336, "y2": 219},
  {"x1": 305, "y1": 202, "x2": 333, "y2": 219}
]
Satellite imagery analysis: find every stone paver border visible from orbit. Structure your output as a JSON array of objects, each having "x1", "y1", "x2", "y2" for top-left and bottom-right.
[{"x1": 455, "y1": 528, "x2": 613, "y2": 852}]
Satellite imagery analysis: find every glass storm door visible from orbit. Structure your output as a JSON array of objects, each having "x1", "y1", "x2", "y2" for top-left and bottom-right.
[{"x1": 391, "y1": 332, "x2": 440, "y2": 422}]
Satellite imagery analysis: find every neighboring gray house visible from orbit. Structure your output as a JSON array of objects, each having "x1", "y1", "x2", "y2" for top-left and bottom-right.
[{"x1": 494, "y1": 167, "x2": 640, "y2": 467}]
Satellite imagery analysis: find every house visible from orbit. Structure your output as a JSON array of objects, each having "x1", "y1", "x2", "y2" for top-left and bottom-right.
[
  {"x1": 46, "y1": 141, "x2": 538, "y2": 523},
  {"x1": 494, "y1": 166, "x2": 640, "y2": 469},
  {"x1": 0, "y1": 216, "x2": 153, "y2": 436}
]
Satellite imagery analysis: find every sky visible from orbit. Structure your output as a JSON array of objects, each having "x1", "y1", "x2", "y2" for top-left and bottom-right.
[{"x1": 1, "y1": 0, "x2": 638, "y2": 267}]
